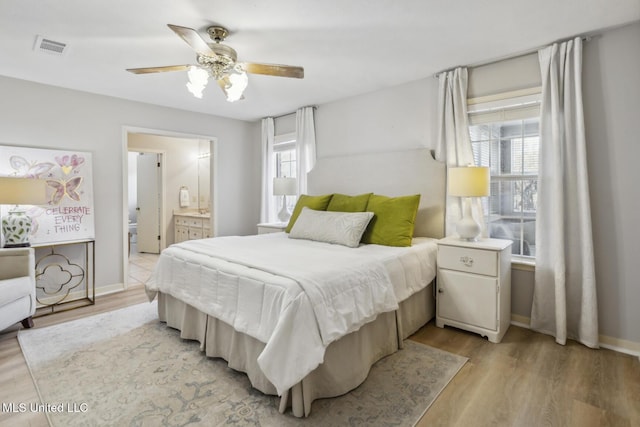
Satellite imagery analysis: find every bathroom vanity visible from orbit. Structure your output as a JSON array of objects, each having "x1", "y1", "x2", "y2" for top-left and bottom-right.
[{"x1": 174, "y1": 211, "x2": 212, "y2": 243}]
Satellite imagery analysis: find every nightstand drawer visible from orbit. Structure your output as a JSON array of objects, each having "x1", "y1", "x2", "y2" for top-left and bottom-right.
[{"x1": 438, "y1": 244, "x2": 497, "y2": 276}]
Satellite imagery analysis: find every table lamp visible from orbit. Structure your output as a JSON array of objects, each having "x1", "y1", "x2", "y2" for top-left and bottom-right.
[
  {"x1": 448, "y1": 166, "x2": 490, "y2": 241},
  {"x1": 0, "y1": 177, "x2": 48, "y2": 247},
  {"x1": 273, "y1": 177, "x2": 297, "y2": 223}
]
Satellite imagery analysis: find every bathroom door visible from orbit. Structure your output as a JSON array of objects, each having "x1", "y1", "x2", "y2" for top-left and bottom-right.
[{"x1": 136, "y1": 153, "x2": 161, "y2": 253}]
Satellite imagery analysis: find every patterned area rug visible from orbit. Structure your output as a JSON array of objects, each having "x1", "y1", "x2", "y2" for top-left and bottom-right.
[{"x1": 18, "y1": 302, "x2": 466, "y2": 426}]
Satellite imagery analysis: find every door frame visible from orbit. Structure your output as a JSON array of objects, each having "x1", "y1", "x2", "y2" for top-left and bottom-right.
[{"x1": 121, "y1": 126, "x2": 219, "y2": 289}]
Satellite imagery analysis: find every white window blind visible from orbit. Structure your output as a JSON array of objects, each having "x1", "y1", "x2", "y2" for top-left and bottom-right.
[
  {"x1": 468, "y1": 89, "x2": 541, "y2": 125},
  {"x1": 468, "y1": 89, "x2": 541, "y2": 259}
]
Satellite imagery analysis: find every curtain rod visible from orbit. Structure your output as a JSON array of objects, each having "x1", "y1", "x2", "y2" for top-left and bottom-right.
[
  {"x1": 272, "y1": 112, "x2": 294, "y2": 119},
  {"x1": 433, "y1": 34, "x2": 595, "y2": 78},
  {"x1": 269, "y1": 105, "x2": 318, "y2": 120}
]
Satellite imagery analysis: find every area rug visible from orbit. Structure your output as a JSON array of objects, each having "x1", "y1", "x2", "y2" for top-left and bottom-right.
[{"x1": 18, "y1": 302, "x2": 467, "y2": 427}]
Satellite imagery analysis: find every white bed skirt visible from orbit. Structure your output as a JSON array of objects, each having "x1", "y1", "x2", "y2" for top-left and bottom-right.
[{"x1": 156, "y1": 283, "x2": 434, "y2": 417}]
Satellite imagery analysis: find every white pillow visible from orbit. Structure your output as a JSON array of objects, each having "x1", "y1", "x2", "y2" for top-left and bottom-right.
[{"x1": 288, "y1": 207, "x2": 374, "y2": 248}]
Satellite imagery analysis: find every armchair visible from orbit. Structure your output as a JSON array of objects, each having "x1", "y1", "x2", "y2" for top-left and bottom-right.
[{"x1": 0, "y1": 248, "x2": 36, "y2": 331}]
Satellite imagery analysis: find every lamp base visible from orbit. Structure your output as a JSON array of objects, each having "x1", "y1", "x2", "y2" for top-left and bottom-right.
[
  {"x1": 277, "y1": 196, "x2": 291, "y2": 223},
  {"x1": 456, "y1": 197, "x2": 481, "y2": 241},
  {"x1": 3, "y1": 242, "x2": 31, "y2": 248},
  {"x1": 1, "y1": 208, "x2": 33, "y2": 248},
  {"x1": 456, "y1": 217, "x2": 481, "y2": 241}
]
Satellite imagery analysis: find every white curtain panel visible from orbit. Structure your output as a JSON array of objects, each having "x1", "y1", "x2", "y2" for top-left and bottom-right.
[
  {"x1": 260, "y1": 117, "x2": 276, "y2": 223},
  {"x1": 435, "y1": 67, "x2": 486, "y2": 237},
  {"x1": 531, "y1": 37, "x2": 599, "y2": 348},
  {"x1": 295, "y1": 106, "x2": 317, "y2": 194}
]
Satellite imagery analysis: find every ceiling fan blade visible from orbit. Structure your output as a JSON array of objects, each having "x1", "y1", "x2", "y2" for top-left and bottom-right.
[
  {"x1": 167, "y1": 24, "x2": 216, "y2": 57},
  {"x1": 243, "y1": 62, "x2": 304, "y2": 79},
  {"x1": 126, "y1": 65, "x2": 192, "y2": 74}
]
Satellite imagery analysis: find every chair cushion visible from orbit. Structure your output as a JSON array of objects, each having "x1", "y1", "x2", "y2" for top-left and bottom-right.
[
  {"x1": 0, "y1": 248, "x2": 32, "y2": 280},
  {"x1": 0, "y1": 276, "x2": 34, "y2": 306}
]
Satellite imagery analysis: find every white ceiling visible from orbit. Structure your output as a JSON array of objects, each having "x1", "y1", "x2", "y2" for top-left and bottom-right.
[{"x1": 1, "y1": 1, "x2": 638, "y2": 122}]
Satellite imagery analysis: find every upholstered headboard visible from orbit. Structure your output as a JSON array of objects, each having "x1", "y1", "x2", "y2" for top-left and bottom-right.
[{"x1": 307, "y1": 148, "x2": 445, "y2": 238}]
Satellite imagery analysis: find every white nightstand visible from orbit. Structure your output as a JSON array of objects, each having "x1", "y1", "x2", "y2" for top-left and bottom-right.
[
  {"x1": 257, "y1": 222, "x2": 287, "y2": 234},
  {"x1": 436, "y1": 236, "x2": 512, "y2": 343}
]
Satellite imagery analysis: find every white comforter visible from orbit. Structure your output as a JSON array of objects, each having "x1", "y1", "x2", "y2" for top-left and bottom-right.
[{"x1": 146, "y1": 233, "x2": 436, "y2": 395}]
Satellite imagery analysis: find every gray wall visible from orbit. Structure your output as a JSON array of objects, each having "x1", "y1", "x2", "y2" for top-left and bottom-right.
[
  {"x1": 314, "y1": 21, "x2": 640, "y2": 346},
  {"x1": 0, "y1": 76, "x2": 260, "y2": 291},
  {"x1": 583, "y1": 22, "x2": 640, "y2": 344},
  {"x1": 316, "y1": 77, "x2": 439, "y2": 157}
]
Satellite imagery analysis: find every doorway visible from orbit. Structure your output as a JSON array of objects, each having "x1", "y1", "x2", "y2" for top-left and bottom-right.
[{"x1": 122, "y1": 127, "x2": 218, "y2": 289}]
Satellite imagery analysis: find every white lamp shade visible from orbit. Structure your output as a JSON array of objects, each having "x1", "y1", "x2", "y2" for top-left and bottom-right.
[
  {"x1": 273, "y1": 177, "x2": 297, "y2": 196},
  {"x1": 0, "y1": 177, "x2": 48, "y2": 205},
  {"x1": 448, "y1": 167, "x2": 490, "y2": 197}
]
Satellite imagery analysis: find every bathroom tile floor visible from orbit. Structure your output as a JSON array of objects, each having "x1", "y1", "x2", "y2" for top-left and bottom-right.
[{"x1": 128, "y1": 242, "x2": 160, "y2": 286}]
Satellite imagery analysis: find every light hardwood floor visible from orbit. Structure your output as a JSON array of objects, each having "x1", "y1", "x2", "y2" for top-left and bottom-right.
[
  {"x1": 413, "y1": 323, "x2": 639, "y2": 427},
  {"x1": 1, "y1": 277, "x2": 638, "y2": 426}
]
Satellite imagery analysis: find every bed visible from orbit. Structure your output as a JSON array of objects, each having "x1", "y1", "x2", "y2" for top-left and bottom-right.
[{"x1": 145, "y1": 148, "x2": 445, "y2": 417}]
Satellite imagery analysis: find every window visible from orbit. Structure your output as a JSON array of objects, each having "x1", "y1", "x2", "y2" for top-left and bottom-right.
[
  {"x1": 273, "y1": 132, "x2": 297, "y2": 210},
  {"x1": 468, "y1": 92, "x2": 540, "y2": 258}
]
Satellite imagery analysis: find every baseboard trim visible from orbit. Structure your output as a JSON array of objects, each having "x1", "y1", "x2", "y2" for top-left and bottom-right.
[
  {"x1": 511, "y1": 314, "x2": 640, "y2": 361},
  {"x1": 510, "y1": 314, "x2": 531, "y2": 329},
  {"x1": 95, "y1": 282, "x2": 127, "y2": 297},
  {"x1": 598, "y1": 335, "x2": 640, "y2": 360}
]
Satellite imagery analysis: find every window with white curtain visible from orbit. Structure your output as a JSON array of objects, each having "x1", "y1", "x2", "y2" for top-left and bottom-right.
[
  {"x1": 273, "y1": 132, "x2": 297, "y2": 209},
  {"x1": 468, "y1": 91, "x2": 541, "y2": 258}
]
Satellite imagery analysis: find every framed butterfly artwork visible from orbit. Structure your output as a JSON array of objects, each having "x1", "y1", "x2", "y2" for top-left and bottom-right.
[{"x1": 0, "y1": 145, "x2": 95, "y2": 245}]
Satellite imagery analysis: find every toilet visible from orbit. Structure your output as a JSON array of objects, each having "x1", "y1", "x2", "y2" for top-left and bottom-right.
[{"x1": 128, "y1": 222, "x2": 137, "y2": 243}]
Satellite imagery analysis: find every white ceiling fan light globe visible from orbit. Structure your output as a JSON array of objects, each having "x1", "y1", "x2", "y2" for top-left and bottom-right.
[
  {"x1": 225, "y1": 71, "x2": 248, "y2": 102},
  {"x1": 186, "y1": 66, "x2": 209, "y2": 98}
]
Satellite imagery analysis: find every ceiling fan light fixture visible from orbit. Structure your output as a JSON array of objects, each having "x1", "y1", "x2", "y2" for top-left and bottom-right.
[
  {"x1": 186, "y1": 66, "x2": 209, "y2": 98},
  {"x1": 129, "y1": 23, "x2": 303, "y2": 102},
  {"x1": 225, "y1": 70, "x2": 248, "y2": 102}
]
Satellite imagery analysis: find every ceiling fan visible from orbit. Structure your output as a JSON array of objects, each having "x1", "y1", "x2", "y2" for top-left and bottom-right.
[{"x1": 127, "y1": 24, "x2": 304, "y2": 102}]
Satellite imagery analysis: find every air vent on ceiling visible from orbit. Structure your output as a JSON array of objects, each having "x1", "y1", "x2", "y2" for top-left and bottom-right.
[{"x1": 34, "y1": 35, "x2": 68, "y2": 56}]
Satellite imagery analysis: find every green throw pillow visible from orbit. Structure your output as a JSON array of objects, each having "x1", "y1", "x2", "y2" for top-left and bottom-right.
[
  {"x1": 326, "y1": 193, "x2": 373, "y2": 212},
  {"x1": 285, "y1": 194, "x2": 333, "y2": 233},
  {"x1": 361, "y1": 194, "x2": 421, "y2": 247}
]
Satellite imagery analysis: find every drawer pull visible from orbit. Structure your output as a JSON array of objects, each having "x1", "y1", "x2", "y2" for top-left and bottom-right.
[{"x1": 460, "y1": 256, "x2": 474, "y2": 267}]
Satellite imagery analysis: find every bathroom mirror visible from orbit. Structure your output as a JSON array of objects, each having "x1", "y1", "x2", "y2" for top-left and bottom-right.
[{"x1": 197, "y1": 140, "x2": 211, "y2": 213}]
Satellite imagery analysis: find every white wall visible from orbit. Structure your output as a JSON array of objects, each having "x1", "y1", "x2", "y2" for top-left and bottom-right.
[{"x1": 0, "y1": 76, "x2": 260, "y2": 292}]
